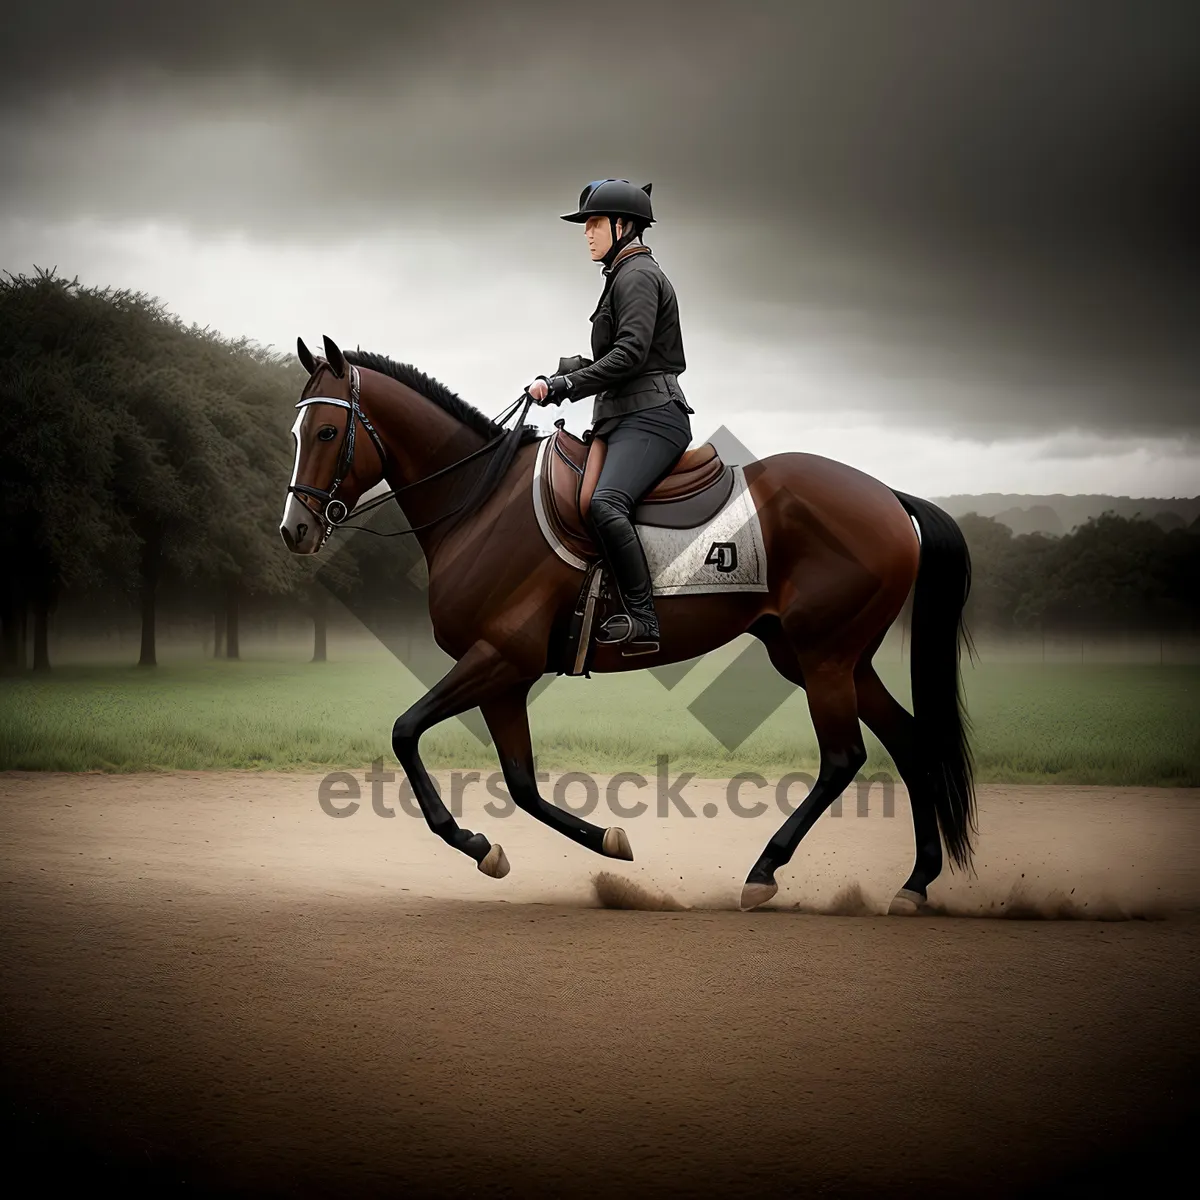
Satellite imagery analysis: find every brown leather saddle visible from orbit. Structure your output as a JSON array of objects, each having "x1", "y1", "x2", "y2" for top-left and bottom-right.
[{"x1": 541, "y1": 421, "x2": 735, "y2": 562}]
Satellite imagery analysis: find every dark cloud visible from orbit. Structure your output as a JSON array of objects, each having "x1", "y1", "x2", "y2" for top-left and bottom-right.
[{"x1": 2, "y1": 1, "x2": 1198, "y2": 437}]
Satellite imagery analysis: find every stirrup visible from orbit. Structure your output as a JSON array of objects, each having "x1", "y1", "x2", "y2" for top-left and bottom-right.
[{"x1": 595, "y1": 613, "x2": 659, "y2": 655}]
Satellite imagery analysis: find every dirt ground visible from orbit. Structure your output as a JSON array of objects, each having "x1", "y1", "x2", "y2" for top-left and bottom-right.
[{"x1": 2, "y1": 770, "x2": 1199, "y2": 1197}]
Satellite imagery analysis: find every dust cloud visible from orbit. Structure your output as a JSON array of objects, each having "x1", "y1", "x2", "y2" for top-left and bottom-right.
[{"x1": 592, "y1": 870, "x2": 689, "y2": 911}]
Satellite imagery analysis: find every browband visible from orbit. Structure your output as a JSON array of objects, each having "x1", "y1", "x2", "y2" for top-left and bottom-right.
[{"x1": 296, "y1": 396, "x2": 353, "y2": 411}]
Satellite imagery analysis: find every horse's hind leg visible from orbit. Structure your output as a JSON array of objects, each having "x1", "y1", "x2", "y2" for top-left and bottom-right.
[
  {"x1": 741, "y1": 656, "x2": 866, "y2": 910},
  {"x1": 855, "y1": 664, "x2": 942, "y2": 913},
  {"x1": 391, "y1": 639, "x2": 524, "y2": 877},
  {"x1": 480, "y1": 685, "x2": 633, "y2": 861}
]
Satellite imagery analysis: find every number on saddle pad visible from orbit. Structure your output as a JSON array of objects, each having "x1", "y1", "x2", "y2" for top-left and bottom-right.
[{"x1": 704, "y1": 541, "x2": 738, "y2": 573}]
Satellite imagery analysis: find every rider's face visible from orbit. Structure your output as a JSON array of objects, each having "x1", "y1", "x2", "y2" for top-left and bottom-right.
[{"x1": 585, "y1": 215, "x2": 624, "y2": 261}]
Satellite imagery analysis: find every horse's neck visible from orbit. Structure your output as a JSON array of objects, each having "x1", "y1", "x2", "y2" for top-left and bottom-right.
[{"x1": 365, "y1": 374, "x2": 489, "y2": 552}]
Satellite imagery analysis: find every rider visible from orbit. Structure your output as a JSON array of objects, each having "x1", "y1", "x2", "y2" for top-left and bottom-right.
[{"x1": 526, "y1": 179, "x2": 693, "y2": 653}]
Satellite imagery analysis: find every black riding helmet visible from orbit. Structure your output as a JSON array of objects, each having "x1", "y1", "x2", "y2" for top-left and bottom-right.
[{"x1": 560, "y1": 179, "x2": 654, "y2": 267}]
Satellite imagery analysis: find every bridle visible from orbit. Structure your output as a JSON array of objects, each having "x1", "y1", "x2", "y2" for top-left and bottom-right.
[
  {"x1": 288, "y1": 365, "x2": 387, "y2": 527},
  {"x1": 288, "y1": 363, "x2": 537, "y2": 538}
]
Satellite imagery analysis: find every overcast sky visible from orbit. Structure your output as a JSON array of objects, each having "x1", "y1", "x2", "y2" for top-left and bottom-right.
[{"x1": 4, "y1": 1, "x2": 1197, "y2": 495}]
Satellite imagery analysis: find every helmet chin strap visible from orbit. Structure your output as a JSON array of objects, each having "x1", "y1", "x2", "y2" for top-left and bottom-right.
[{"x1": 601, "y1": 216, "x2": 640, "y2": 267}]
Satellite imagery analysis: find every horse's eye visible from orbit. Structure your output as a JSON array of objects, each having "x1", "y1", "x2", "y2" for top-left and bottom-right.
[{"x1": 317, "y1": 426, "x2": 338, "y2": 442}]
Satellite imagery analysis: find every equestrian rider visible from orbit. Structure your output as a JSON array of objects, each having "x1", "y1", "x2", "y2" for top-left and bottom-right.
[{"x1": 526, "y1": 179, "x2": 693, "y2": 654}]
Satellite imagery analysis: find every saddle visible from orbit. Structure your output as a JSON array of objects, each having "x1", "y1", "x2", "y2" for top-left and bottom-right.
[{"x1": 541, "y1": 422, "x2": 734, "y2": 562}]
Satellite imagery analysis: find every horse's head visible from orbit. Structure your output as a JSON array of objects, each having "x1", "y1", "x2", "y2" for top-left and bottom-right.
[{"x1": 280, "y1": 334, "x2": 387, "y2": 555}]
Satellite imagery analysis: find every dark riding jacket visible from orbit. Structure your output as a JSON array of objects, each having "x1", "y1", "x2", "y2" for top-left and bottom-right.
[{"x1": 562, "y1": 244, "x2": 692, "y2": 430}]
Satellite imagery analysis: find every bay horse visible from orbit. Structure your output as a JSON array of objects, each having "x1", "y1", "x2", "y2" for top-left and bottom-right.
[{"x1": 280, "y1": 335, "x2": 975, "y2": 913}]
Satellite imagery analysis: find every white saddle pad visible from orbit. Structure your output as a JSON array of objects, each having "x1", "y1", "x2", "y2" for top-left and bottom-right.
[
  {"x1": 639, "y1": 466, "x2": 769, "y2": 595},
  {"x1": 531, "y1": 438, "x2": 769, "y2": 596}
]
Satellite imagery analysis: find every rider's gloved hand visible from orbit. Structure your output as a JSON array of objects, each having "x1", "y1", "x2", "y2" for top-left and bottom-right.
[{"x1": 526, "y1": 375, "x2": 572, "y2": 406}]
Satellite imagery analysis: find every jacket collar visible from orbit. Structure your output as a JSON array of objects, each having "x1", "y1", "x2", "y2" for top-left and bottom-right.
[{"x1": 603, "y1": 243, "x2": 653, "y2": 276}]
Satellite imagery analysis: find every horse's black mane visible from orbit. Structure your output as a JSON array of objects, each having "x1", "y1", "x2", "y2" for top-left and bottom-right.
[
  {"x1": 344, "y1": 348, "x2": 541, "y2": 534},
  {"x1": 345, "y1": 350, "x2": 541, "y2": 447}
]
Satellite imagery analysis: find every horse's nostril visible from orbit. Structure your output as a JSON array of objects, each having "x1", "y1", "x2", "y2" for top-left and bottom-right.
[
  {"x1": 280, "y1": 524, "x2": 297, "y2": 551},
  {"x1": 297, "y1": 522, "x2": 308, "y2": 542}
]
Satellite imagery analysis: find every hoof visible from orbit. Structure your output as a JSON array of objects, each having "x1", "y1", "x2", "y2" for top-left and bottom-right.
[
  {"x1": 740, "y1": 880, "x2": 778, "y2": 911},
  {"x1": 478, "y1": 844, "x2": 510, "y2": 879},
  {"x1": 888, "y1": 887, "x2": 926, "y2": 916},
  {"x1": 602, "y1": 827, "x2": 634, "y2": 860}
]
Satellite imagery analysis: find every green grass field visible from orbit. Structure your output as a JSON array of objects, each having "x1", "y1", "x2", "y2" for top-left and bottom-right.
[{"x1": 1, "y1": 644, "x2": 1196, "y2": 784}]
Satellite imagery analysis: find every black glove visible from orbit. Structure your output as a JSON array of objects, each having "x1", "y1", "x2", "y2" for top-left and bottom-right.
[{"x1": 533, "y1": 374, "x2": 572, "y2": 406}]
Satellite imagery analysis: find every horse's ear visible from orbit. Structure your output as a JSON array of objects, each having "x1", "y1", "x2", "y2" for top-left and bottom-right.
[
  {"x1": 641, "y1": 182, "x2": 652, "y2": 196},
  {"x1": 322, "y1": 335, "x2": 345, "y2": 378},
  {"x1": 297, "y1": 337, "x2": 316, "y2": 374}
]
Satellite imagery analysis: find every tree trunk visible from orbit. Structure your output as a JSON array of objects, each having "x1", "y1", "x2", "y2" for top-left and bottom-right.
[
  {"x1": 138, "y1": 529, "x2": 161, "y2": 667},
  {"x1": 213, "y1": 603, "x2": 224, "y2": 658},
  {"x1": 0, "y1": 583, "x2": 20, "y2": 671},
  {"x1": 225, "y1": 579, "x2": 240, "y2": 660},
  {"x1": 32, "y1": 591, "x2": 51, "y2": 672},
  {"x1": 312, "y1": 587, "x2": 328, "y2": 663}
]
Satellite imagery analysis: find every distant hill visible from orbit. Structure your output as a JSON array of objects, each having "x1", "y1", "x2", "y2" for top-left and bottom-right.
[
  {"x1": 933, "y1": 494, "x2": 1200, "y2": 536},
  {"x1": 991, "y1": 504, "x2": 1064, "y2": 536}
]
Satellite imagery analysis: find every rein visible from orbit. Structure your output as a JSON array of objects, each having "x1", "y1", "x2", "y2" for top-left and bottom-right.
[{"x1": 291, "y1": 367, "x2": 536, "y2": 538}]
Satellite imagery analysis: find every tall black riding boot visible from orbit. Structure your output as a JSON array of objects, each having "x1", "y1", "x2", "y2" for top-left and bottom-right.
[{"x1": 587, "y1": 492, "x2": 660, "y2": 653}]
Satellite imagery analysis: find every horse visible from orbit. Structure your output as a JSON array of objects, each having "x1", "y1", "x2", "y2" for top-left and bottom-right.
[{"x1": 280, "y1": 334, "x2": 976, "y2": 913}]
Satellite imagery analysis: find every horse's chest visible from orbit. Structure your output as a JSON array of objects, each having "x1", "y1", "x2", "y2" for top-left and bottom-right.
[{"x1": 424, "y1": 560, "x2": 485, "y2": 651}]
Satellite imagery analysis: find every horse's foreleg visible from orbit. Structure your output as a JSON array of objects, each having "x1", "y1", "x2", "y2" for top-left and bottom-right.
[
  {"x1": 480, "y1": 686, "x2": 633, "y2": 861},
  {"x1": 391, "y1": 639, "x2": 522, "y2": 877},
  {"x1": 741, "y1": 660, "x2": 866, "y2": 910}
]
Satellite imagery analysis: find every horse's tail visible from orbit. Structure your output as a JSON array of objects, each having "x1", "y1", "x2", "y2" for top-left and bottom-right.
[{"x1": 891, "y1": 491, "x2": 977, "y2": 872}]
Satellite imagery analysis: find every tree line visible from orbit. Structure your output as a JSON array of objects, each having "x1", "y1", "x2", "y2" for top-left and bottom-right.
[
  {"x1": 0, "y1": 268, "x2": 357, "y2": 670},
  {"x1": 1, "y1": 269, "x2": 1195, "y2": 671},
  {"x1": 957, "y1": 511, "x2": 1197, "y2": 634}
]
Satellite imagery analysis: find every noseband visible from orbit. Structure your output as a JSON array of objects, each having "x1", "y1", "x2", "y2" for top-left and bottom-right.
[{"x1": 288, "y1": 365, "x2": 387, "y2": 527}]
